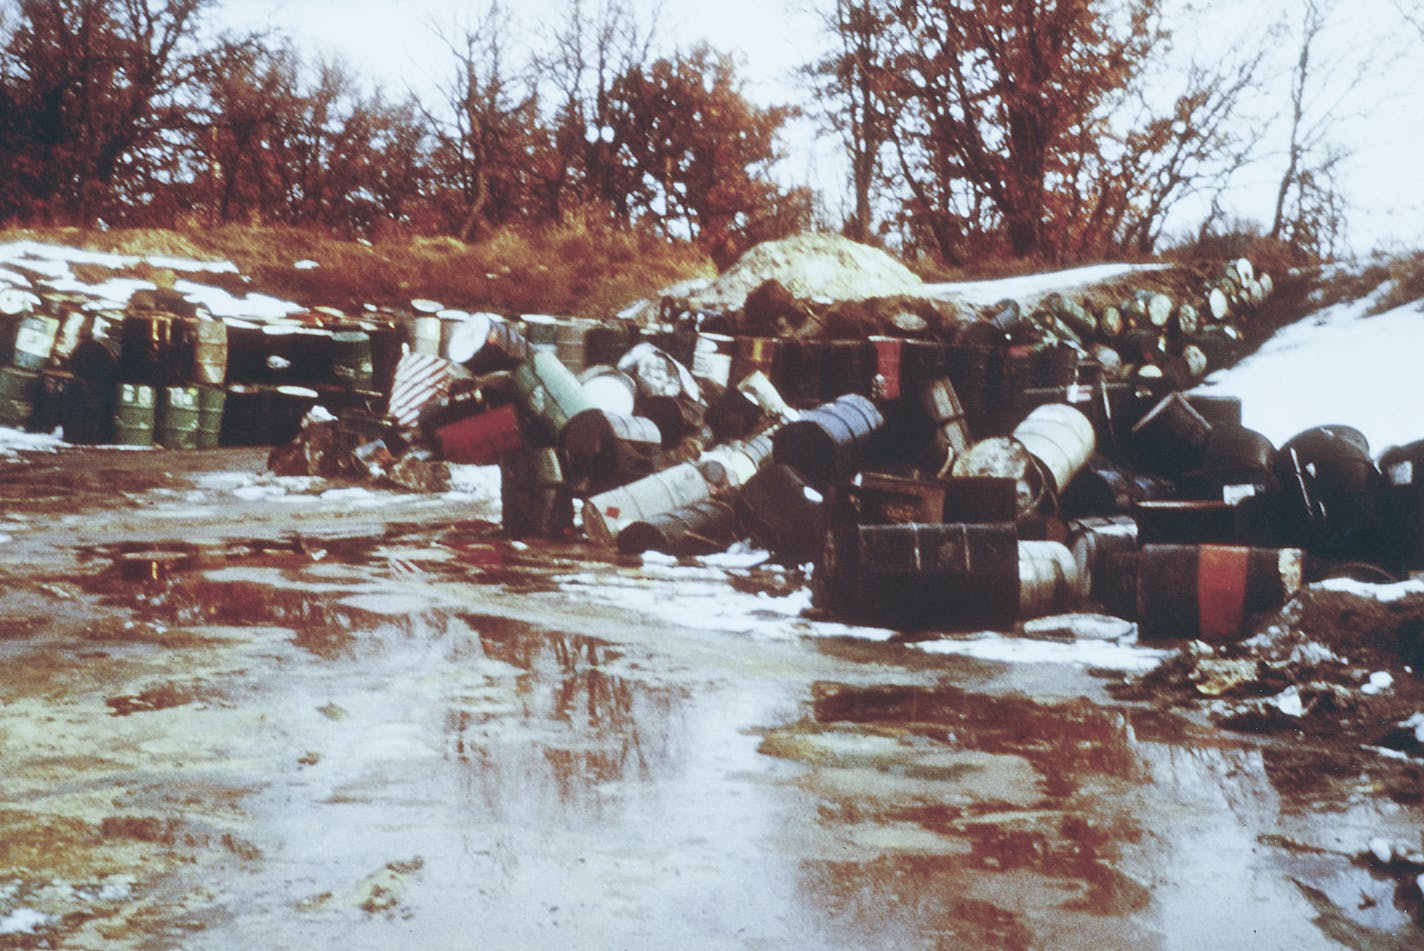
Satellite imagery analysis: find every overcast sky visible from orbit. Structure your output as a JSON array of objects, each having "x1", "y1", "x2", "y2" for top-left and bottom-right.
[{"x1": 209, "y1": 0, "x2": 1424, "y2": 254}]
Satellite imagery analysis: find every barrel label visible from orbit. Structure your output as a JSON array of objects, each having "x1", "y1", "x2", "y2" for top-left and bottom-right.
[
  {"x1": 1389, "y1": 460, "x2": 1414, "y2": 486},
  {"x1": 1197, "y1": 545, "x2": 1250, "y2": 639}
]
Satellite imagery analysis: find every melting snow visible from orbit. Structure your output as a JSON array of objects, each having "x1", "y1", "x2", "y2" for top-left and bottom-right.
[
  {"x1": 1313, "y1": 576, "x2": 1424, "y2": 602},
  {"x1": 1198, "y1": 296, "x2": 1424, "y2": 454},
  {"x1": 914, "y1": 628, "x2": 1168, "y2": 672},
  {"x1": 0, "y1": 908, "x2": 52, "y2": 935},
  {"x1": 925, "y1": 263, "x2": 1168, "y2": 307}
]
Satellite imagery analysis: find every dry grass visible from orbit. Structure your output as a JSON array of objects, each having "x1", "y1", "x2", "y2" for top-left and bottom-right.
[{"x1": 0, "y1": 216, "x2": 715, "y2": 318}]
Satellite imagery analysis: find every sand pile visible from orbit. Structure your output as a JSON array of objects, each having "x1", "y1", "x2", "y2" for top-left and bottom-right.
[{"x1": 698, "y1": 233, "x2": 924, "y2": 308}]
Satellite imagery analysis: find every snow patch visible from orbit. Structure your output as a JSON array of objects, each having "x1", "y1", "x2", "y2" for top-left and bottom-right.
[
  {"x1": 1313, "y1": 576, "x2": 1424, "y2": 603},
  {"x1": 925, "y1": 263, "x2": 1169, "y2": 308},
  {"x1": 914, "y1": 630, "x2": 1168, "y2": 672},
  {"x1": 0, "y1": 908, "x2": 52, "y2": 935}
]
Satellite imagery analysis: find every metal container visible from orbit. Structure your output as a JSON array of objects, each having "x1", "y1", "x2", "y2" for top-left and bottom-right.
[
  {"x1": 555, "y1": 318, "x2": 594, "y2": 376},
  {"x1": 772, "y1": 393, "x2": 885, "y2": 488},
  {"x1": 434, "y1": 404, "x2": 525, "y2": 465},
  {"x1": 819, "y1": 340, "x2": 874, "y2": 400},
  {"x1": 1273, "y1": 425, "x2": 1386, "y2": 561},
  {"x1": 448, "y1": 313, "x2": 531, "y2": 376},
  {"x1": 617, "y1": 498, "x2": 740, "y2": 557},
  {"x1": 1018, "y1": 540, "x2": 1084, "y2": 620},
  {"x1": 582, "y1": 462, "x2": 713, "y2": 548},
  {"x1": 1135, "y1": 499, "x2": 1240, "y2": 545},
  {"x1": 500, "y1": 446, "x2": 574, "y2": 538},
  {"x1": 1068, "y1": 516, "x2": 1139, "y2": 617},
  {"x1": 0, "y1": 365, "x2": 40, "y2": 429},
  {"x1": 195, "y1": 385, "x2": 226, "y2": 449},
  {"x1": 691, "y1": 332, "x2": 735, "y2": 388},
  {"x1": 919, "y1": 376, "x2": 972, "y2": 473},
  {"x1": 118, "y1": 313, "x2": 172, "y2": 385},
  {"x1": 1130, "y1": 391, "x2": 1212, "y2": 473},
  {"x1": 869, "y1": 335, "x2": 903, "y2": 400},
  {"x1": 192, "y1": 317, "x2": 229, "y2": 386},
  {"x1": 411, "y1": 315, "x2": 443, "y2": 356},
  {"x1": 816, "y1": 521, "x2": 1020, "y2": 630},
  {"x1": 561, "y1": 409, "x2": 662, "y2": 490},
  {"x1": 950, "y1": 436, "x2": 1044, "y2": 518},
  {"x1": 330, "y1": 330, "x2": 374, "y2": 390},
  {"x1": 10, "y1": 313, "x2": 59, "y2": 372},
  {"x1": 512, "y1": 350, "x2": 594, "y2": 443},
  {"x1": 112, "y1": 382, "x2": 156, "y2": 446},
  {"x1": 1011, "y1": 403, "x2": 1095, "y2": 497},
  {"x1": 732, "y1": 336, "x2": 779, "y2": 388},
  {"x1": 1137, "y1": 544, "x2": 1304, "y2": 642},
  {"x1": 771, "y1": 338, "x2": 825, "y2": 407},
  {"x1": 156, "y1": 385, "x2": 201, "y2": 449},
  {"x1": 578, "y1": 365, "x2": 639, "y2": 416},
  {"x1": 735, "y1": 463, "x2": 824, "y2": 567},
  {"x1": 59, "y1": 376, "x2": 115, "y2": 445}
]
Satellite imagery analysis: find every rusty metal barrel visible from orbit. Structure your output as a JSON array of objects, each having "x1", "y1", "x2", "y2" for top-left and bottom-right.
[
  {"x1": 1068, "y1": 516, "x2": 1139, "y2": 617},
  {"x1": 1273, "y1": 425, "x2": 1386, "y2": 561},
  {"x1": 617, "y1": 498, "x2": 740, "y2": 557},
  {"x1": 1135, "y1": 499, "x2": 1240, "y2": 545},
  {"x1": 736, "y1": 463, "x2": 824, "y2": 567},
  {"x1": 1382, "y1": 439, "x2": 1424, "y2": 571},
  {"x1": 732, "y1": 336, "x2": 779, "y2": 388},
  {"x1": 815, "y1": 521, "x2": 1020, "y2": 630},
  {"x1": 561, "y1": 409, "x2": 662, "y2": 490},
  {"x1": 1130, "y1": 390, "x2": 1212, "y2": 473},
  {"x1": 919, "y1": 376, "x2": 972, "y2": 473},
  {"x1": 501, "y1": 446, "x2": 573, "y2": 539},
  {"x1": 1137, "y1": 544, "x2": 1304, "y2": 641},
  {"x1": 772, "y1": 393, "x2": 884, "y2": 488},
  {"x1": 512, "y1": 350, "x2": 595, "y2": 444}
]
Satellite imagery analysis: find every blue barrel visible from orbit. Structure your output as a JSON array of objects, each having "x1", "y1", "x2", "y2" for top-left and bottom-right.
[{"x1": 772, "y1": 393, "x2": 885, "y2": 487}]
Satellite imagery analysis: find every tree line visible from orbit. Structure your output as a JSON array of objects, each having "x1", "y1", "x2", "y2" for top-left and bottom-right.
[{"x1": 0, "y1": 0, "x2": 1384, "y2": 264}]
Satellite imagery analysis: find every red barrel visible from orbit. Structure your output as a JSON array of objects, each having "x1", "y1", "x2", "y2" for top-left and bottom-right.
[
  {"x1": 869, "y1": 336, "x2": 902, "y2": 400},
  {"x1": 1137, "y1": 544, "x2": 1304, "y2": 641},
  {"x1": 433, "y1": 404, "x2": 525, "y2": 465}
]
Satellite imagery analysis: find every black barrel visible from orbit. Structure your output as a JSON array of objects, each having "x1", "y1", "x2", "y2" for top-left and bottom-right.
[
  {"x1": 585, "y1": 322, "x2": 633, "y2": 369},
  {"x1": 1381, "y1": 440, "x2": 1424, "y2": 571},
  {"x1": 1137, "y1": 544, "x2": 1304, "y2": 641},
  {"x1": 1135, "y1": 499, "x2": 1240, "y2": 545},
  {"x1": 118, "y1": 313, "x2": 172, "y2": 385},
  {"x1": 0, "y1": 365, "x2": 40, "y2": 430},
  {"x1": 58, "y1": 376, "x2": 115, "y2": 444},
  {"x1": 772, "y1": 393, "x2": 885, "y2": 487},
  {"x1": 771, "y1": 338, "x2": 825, "y2": 407},
  {"x1": 736, "y1": 463, "x2": 825, "y2": 567},
  {"x1": 1273, "y1": 425, "x2": 1386, "y2": 561},
  {"x1": 500, "y1": 447, "x2": 574, "y2": 539},
  {"x1": 617, "y1": 498, "x2": 740, "y2": 557},
  {"x1": 815, "y1": 521, "x2": 1020, "y2": 630},
  {"x1": 1033, "y1": 342, "x2": 1079, "y2": 388},
  {"x1": 68, "y1": 336, "x2": 122, "y2": 384},
  {"x1": 1183, "y1": 424, "x2": 1275, "y2": 499},
  {"x1": 946, "y1": 346, "x2": 1003, "y2": 424},
  {"x1": 819, "y1": 340, "x2": 875, "y2": 400},
  {"x1": 901, "y1": 339, "x2": 952, "y2": 393},
  {"x1": 1059, "y1": 456, "x2": 1178, "y2": 517},
  {"x1": 1183, "y1": 391, "x2": 1243, "y2": 428},
  {"x1": 1068, "y1": 516, "x2": 1139, "y2": 617},
  {"x1": 1130, "y1": 390, "x2": 1212, "y2": 473}
]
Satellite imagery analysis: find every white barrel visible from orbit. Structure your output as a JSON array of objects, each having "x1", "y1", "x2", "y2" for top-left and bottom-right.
[
  {"x1": 582, "y1": 462, "x2": 713, "y2": 547},
  {"x1": 1012, "y1": 403, "x2": 1095, "y2": 496},
  {"x1": 692, "y1": 333, "x2": 735, "y2": 388},
  {"x1": 578, "y1": 365, "x2": 638, "y2": 416},
  {"x1": 412, "y1": 315, "x2": 442, "y2": 356},
  {"x1": 1018, "y1": 540, "x2": 1084, "y2": 620}
]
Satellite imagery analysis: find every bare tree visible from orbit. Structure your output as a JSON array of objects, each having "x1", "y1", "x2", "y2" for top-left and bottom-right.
[{"x1": 1270, "y1": 0, "x2": 1372, "y2": 257}]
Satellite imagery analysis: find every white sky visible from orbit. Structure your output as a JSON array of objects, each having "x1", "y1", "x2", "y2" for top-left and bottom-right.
[{"x1": 208, "y1": 0, "x2": 1424, "y2": 254}]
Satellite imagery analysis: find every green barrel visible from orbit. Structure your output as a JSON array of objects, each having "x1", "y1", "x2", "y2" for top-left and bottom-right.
[
  {"x1": 195, "y1": 385, "x2": 226, "y2": 449},
  {"x1": 157, "y1": 385, "x2": 201, "y2": 449},
  {"x1": 512, "y1": 350, "x2": 594, "y2": 443},
  {"x1": 330, "y1": 330, "x2": 374, "y2": 390},
  {"x1": 0, "y1": 365, "x2": 40, "y2": 429},
  {"x1": 113, "y1": 382, "x2": 156, "y2": 446}
]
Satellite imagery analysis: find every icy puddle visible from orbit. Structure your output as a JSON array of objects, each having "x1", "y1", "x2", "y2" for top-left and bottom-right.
[{"x1": 0, "y1": 523, "x2": 1419, "y2": 949}]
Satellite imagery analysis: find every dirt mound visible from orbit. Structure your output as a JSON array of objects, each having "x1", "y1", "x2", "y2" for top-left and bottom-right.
[{"x1": 699, "y1": 233, "x2": 925, "y2": 308}]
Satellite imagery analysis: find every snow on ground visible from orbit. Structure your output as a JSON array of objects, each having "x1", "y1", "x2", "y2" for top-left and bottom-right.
[
  {"x1": 925, "y1": 263, "x2": 1169, "y2": 308},
  {"x1": 1197, "y1": 293, "x2": 1424, "y2": 454},
  {"x1": 914, "y1": 628, "x2": 1170, "y2": 673},
  {"x1": 0, "y1": 426, "x2": 64, "y2": 459},
  {"x1": 0, "y1": 241, "x2": 302, "y2": 322}
]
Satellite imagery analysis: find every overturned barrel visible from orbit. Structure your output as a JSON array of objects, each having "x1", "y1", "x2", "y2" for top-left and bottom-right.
[
  {"x1": 1137, "y1": 544, "x2": 1304, "y2": 641},
  {"x1": 617, "y1": 498, "x2": 740, "y2": 557},
  {"x1": 1068, "y1": 516, "x2": 1139, "y2": 618},
  {"x1": 1130, "y1": 390, "x2": 1212, "y2": 473},
  {"x1": 561, "y1": 409, "x2": 662, "y2": 490},
  {"x1": 512, "y1": 350, "x2": 595, "y2": 443},
  {"x1": 736, "y1": 463, "x2": 824, "y2": 567},
  {"x1": 1012, "y1": 403, "x2": 1095, "y2": 497},
  {"x1": 434, "y1": 403, "x2": 525, "y2": 466},
  {"x1": 772, "y1": 393, "x2": 884, "y2": 488},
  {"x1": 582, "y1": 462, "x2": 714, "y2": 548},
  {"x1": 1273, "y1": 425, "x2": 1386, "y2": 561},
  {"x1": 919, "y1": 376, "x2": 972, "y2": 473},
  {"x1": 815, "y1": 521, "x2": 1020, "y2": 630}
]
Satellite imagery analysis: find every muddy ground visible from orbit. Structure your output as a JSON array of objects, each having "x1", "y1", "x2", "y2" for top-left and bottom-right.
[{"x1": 1, "y1": 444, "x2": 1422, "y2": 950}]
